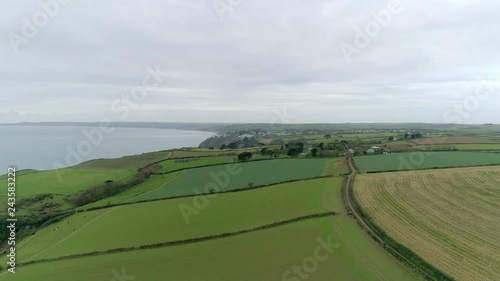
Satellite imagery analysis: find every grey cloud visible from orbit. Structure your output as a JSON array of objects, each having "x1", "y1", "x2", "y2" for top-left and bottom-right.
[{"x1": 1, "y1": 0, "x2": 500, "y2": 124}]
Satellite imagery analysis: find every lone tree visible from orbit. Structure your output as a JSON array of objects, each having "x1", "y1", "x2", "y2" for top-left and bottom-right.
[
  {"x1": 238, "y1": 152, "x2": 253, "y2": 162},
  {"x1": 411, "y1": 132, "x2": 423, "y2": 139},
  {"x1": 311, "y1": 148, "x2": 318, "y2": 157},
  {"x1": 388, "y1": 136, "x2": 395, "y2": 141},
  {"x1": 219, "y1": 144, "x2": 227, "y2": 150},
  {"x1": 324, "y1": 134, "x2": 332, "y2": 139}
]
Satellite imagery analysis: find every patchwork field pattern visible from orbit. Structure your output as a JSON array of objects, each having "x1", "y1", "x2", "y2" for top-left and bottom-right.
[
  {"x1": 0, "y1": 180, "x2": 420, "y2": 281},
  {"x1": 354, "y1": 167, "x2": 500, "y2": 281},
  {"x1": 12, "y1": 178, "x2": 342, "y2": 263}
]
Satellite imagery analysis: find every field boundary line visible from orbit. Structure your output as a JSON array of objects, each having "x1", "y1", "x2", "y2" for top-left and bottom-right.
[
  {"x1": 81, "y1": 175, "x2": 337, "y2": 213},
  {"x1": 343, "y1": 157, "x2": 454, "y2": 281},
  {"x1": 146, "y1": 157, "x2": 334, "y2": 176},
  {"x1": 15, "y1": 212, "x2": 337, "y2": 267}
]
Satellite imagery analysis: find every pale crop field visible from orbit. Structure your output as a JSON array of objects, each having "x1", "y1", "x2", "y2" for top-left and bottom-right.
[{"x1": 354, "y1": 166, "x2": 500, "y2": 281}]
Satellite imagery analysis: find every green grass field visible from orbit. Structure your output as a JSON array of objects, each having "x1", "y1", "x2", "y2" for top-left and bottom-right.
[
  {"x1": 159, "y1": 156, "x2": 237, "y2": 172},
  {"x1": 15, "y1": 178, "x2": 342, "y2": 262},
  {"x1": 354, "y1": 151, "x2": 500, "y2": 173},
  {"x1": 0, "y1": 168, "x2": 133, "y2": 197},
  {"x1": 1, "y1": 217, "x2": 420, "y2": 281},
  {"x1": 158, "y1": 155, "x2": 273, "y2": 173},
  {"x1": 131, "y1": 158, "x2": 335, "y2": 202},
  {"x1": 1, "y1": 177, "x2": 420, "y2": 281}
]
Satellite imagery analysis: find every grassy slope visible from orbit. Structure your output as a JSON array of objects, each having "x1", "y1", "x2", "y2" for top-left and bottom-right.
[
  {"x1": 0, "y1": 168, "x2": 132, "y2": 197},
  {"x1": 14, "y1": 178, "x2": 343, "y2": 263},
  {"x1": 75, "y1": 151, "x2": 172, "y2": 170},
  {"x1": 354, "y1": 151, "x2": 500, "y2": 173},
  {"x1": 0, "y1": 169, "x2": 39, "y2": 179},
  {"x1": 131, "y1": 158, "x2": 331, "y2": 202}
]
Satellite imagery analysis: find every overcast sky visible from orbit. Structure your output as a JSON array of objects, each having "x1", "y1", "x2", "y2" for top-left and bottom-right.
[{"x1": 1, "y1": 0, "x2": 500, "y2": 124}]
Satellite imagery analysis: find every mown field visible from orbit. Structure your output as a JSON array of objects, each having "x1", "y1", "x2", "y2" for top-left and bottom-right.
[
  {"x1": 130, "y1": 158, "x2": 340, "y2": 202},
  {"x1": 354, "y1": 167, "x2": 500, "y2": 281},
  {"x1": 354, "y1": 151, "x2": 500, "y2": 173},
  {"x1": 1, "y1": 179, "x2": 420, "y2": 281}
]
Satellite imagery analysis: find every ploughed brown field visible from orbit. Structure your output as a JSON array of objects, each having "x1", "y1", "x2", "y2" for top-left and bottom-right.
[{"x1": 354, "y1": 166, "x2": 500, "y2": 281}]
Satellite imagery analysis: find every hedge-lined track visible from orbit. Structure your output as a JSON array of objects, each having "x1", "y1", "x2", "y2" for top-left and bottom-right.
[
  {"x1": 343, "y1": 158, "x2": 446, "y2": 281},
  {"x1": 354, "y1": 167, "x2": 500, "y2": 281}
]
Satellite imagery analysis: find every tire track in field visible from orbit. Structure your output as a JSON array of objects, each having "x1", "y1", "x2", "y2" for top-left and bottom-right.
[
  {"x1": 321, "y1": 167, "x2": 388, "y2": 281},
  {"x1": 129, "y1": 170, "x2": 185, "y2": 201},
  {"x1": 24, "y1": 159, "x2": 185, "y2": 263},
  {"x1": 328, "y1": 215, "x2": 388, "y2": 281}
]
